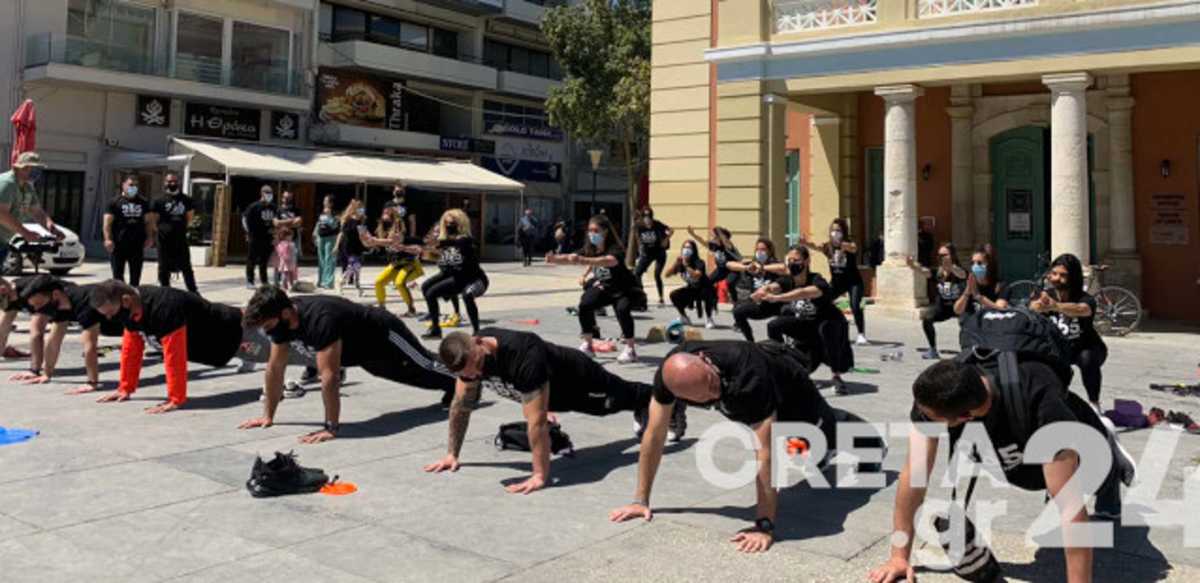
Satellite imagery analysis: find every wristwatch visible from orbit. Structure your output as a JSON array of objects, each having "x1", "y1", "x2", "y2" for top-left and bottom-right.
[{"x1": 754, "y1": 517, "x2": 775, "y2": 535}]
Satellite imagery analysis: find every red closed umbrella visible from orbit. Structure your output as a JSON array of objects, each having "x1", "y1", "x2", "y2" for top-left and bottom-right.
[{"x1": 10, "y1": 99, "x2": 36, "y2": 166}]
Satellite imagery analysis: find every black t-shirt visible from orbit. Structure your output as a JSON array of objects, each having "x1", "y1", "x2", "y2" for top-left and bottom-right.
[
  {"x1": 636, "y1": 220, "x2": 669, "y2": 255},
  {"x1": 53, "y1": 283, "x2": 105, "y2": 329},
  {"x1": 437, "y1": 237, "x2": 482, "y2": 278},
  {"x1": 106, "y1": 195, "x2": 150, "y2": 244},
  {"x1": 1047, "y1": 293, "x2": 1103, "y2": 352},
  {"x1": 151, "y1": 193, "x2": 195, "y2": 242},
  {"x1": 587, "y1": 251, "x2": 635, "y2": 293},
  {"x1": 825, "y1": 243, "x2": 862, "y2": 288},
  {"x1": 5, "y1": 276, "x2": 37, "y2": 313},
  {"x1": 910, "y1": 362, "x2": 1079, "y2": 490},
  {"x1": 707, "y1": 242, "x2": 740, "y2": 271},
  {"x1": 276, "y1": 205, "x2": 300, "y2": 242},
  {"x1": 269, "y1": 296, "x2": 396, "y2": 367},
  {"x1": 652, "y1": 340, "x2": 823, "y2": 427},
  {"x1": 341, "y1": 219, "x2": 366, "y2": 256},
  {"x1": 934, "y1": 268, "x2": 967, "y2": 306},
  {"x1": 963, "y1": 280, "x2": 1006, "y2": 316},
  {"x1": 782, "y1": 273, "x2": 841, "y2": 322},
  {"x1": 114, "y1": 286, "x2": 211, "y2": 338},
  {"x1": 737, "y1": 260, "x2": 780, "y2": 294},
  {"x1": 676, "y1": 255, "x2": 710, "y2": 288},
  {"x1": 242, "y1": 200, "x2": 277, "y2": 243}
]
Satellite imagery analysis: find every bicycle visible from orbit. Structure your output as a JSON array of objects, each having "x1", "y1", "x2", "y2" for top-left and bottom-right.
[{"x1": 1007, "y1": 253, "x2": 1142, "y2": 336}]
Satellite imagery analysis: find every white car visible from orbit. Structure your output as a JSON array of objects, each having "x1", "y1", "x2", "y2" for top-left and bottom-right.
[{"x1": 4, "y1": 223, "x2": 87, "y2": 276}]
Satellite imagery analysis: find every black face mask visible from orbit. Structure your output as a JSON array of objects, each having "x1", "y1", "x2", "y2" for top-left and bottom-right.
[
  {"x1": 267, "y1": 320, "x2": 300, "y2": 344},
  {"x1": 707, "y1": 241, "x2": 720, "y2": 252},
  {"x1": 789, "y1": 262, "x2": 805, "y2": 276},
  {"x1": 445, "y1": 222, "x2": 459, "y2": 235},
  {"x1": 165, "y1": 183, "x2": 180, "y2": 194}
]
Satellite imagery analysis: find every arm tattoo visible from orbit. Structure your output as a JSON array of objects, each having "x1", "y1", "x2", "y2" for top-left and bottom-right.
[{"x1": 448, "y1": 382, "x2": 481, "y2": 457}]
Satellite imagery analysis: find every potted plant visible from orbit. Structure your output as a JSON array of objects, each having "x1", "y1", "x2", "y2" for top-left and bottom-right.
[{"x1": 188, "y1": 213, "x2": 213, "y2": 267}]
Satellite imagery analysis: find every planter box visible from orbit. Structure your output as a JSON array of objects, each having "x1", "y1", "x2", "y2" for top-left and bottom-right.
[{"x1": 190, "y1": 244, "x2": 213, "y2": 267}]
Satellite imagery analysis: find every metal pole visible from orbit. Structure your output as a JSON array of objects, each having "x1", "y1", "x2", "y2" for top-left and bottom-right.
[{"x1": 591, "y1": 169, "x2": 597, "y2": 216}]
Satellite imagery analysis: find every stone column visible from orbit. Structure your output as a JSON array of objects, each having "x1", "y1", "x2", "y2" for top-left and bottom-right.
[
  {"x1": 1104, "y1": 78, "x2": 1142, "y2": 293},
  {"x1": 1043, "y1": 72, "x2": 1093, "y2": 266},
  {"x1": 874, "y1": 84, "x2": 926, "y2": 311},
  {"x1": 947, "y1": 96, "x2": 974, "y2": 254}
]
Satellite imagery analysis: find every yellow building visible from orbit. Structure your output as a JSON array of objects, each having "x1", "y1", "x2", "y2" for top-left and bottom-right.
[{"x1": 651, "y1": 0, "x2": 1200, "y2": 322}]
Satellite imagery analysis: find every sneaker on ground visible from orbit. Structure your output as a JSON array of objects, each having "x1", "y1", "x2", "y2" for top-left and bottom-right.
[
  {"x1": 578, "y1": 341, "x2": 595, "y2": 356},
  {"x1": 245, "y1": 282, "x2": 256, "y2": 290},
  {"x1": 633, "y1": 406, "x2": 648, "y2": 440},
  {"x1": 444, "y1": 314, "x2": 462, "y2": 328},
  {"x1": 855, "y1": 333, "x2": 869, "y2": 346},
  {"x1": 422, "y1": 329, "x2": 442, "y2": 340},
  {"x1": 236, "y1": 359, "x2": 256, "y2": 374},
  {"x1": 283, "y1": 381, "x2": 306, "y2": 399},
  {"x1": 299, "y1": 367, "x2": 319, "y2": 384},
  {"x1": 705, "y1": 317, "x2": 716, "y2": 329},
  {"x1": 922, "y1": 349, "x2": 940, "y2": 360},
  {"x1": 245, "y1": 451, "x2": 329, "y2": 498},
  {"x1": 617, "y1": 345, "x2": 637, "y2": 364},
  {"x1": 833, "y1": 376, "x2": 850, "y2": 396}
]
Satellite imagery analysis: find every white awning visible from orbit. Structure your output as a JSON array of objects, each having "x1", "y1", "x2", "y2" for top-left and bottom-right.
[
  {"x1": 168, "y1": 137, "x2": 525, "y2": 193},
  {"x1": 101, "y1": 151, "x2": 193, "y2": 169}
]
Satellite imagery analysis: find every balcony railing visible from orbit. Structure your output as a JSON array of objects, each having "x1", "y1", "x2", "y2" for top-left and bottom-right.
[
  {"x1": 775, "y1": 0, "x2": 878, "y2": 34},
  {"x1": 25, "y1": 33, "x2": 305, "y2": 97},
  {"x1": 918, "y1": 0, "x2": 1038, "y2": 19}
]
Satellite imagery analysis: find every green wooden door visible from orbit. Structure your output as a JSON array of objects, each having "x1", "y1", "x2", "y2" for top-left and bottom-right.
[
  {"x1": 786, "y1": 150, "x2": 801, "y2": 246},
  {"x1": 866, "y1": 147, "x2": 884, "y2": 244},
  {"x1": 991, "y1": 126, "x2": 1047, "y2": 283}
]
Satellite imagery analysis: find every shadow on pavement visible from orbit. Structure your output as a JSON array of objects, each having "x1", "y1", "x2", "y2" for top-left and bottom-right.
[
  {"x1": 467, "y1": 437, "x2": 696, "y2": 489},
  {"x1": 186, "y1": 388, "x2": 264, "y2": 410},
  {"x1": 336, "y1": 401, "x2": 492, "y2": 440},
  {"x1": 999, "y1": 525, "x2": 1172, "y2": 582}
]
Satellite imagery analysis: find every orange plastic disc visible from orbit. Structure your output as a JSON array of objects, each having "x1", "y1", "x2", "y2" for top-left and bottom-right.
[
  {"x1": 320, "y1": 482, "x2": 358, "y2": 496},
  {"x1": 786, "y1": 437, "x2": 809, "y2": 457}
]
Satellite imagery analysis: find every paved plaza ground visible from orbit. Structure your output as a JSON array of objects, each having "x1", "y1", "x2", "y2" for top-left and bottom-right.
[{"x1": 1, "y1": 259, "x2": 1199, "y2": 582}]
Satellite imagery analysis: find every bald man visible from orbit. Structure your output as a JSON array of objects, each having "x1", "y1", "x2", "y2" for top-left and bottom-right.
[{"x1": 609, "y1": 340, "x2": 873, "y2": 553}]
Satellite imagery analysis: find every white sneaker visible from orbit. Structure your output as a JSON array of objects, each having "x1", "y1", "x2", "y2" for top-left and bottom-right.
[
  {"x1": 705, "y1": 317, "x2": 716, "y2": 329},
  {"x1": 578, "y1": 341, "x2": 595, "y2": 356},
  {"x1": 617, "y1": 346, "x2": 637, "y2": 364},
  {"x1": 855, "y1": 333, "x2": 869, "y2": 346},
  {"x1": 236, "y1": 359, "x2": 256, "y2": 374}
]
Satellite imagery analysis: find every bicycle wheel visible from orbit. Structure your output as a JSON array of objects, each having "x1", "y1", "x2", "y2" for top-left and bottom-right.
[
  {"x1": 1006, "y1": 280, "x2": 1038, "y2": 308},
  {"x1": 1095, "y1": 286, "x2": 1142, "y2": 336}
]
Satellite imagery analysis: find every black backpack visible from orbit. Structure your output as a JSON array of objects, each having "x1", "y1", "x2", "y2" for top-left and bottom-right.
[
  {"x1": 956, "y1": 307, "x2": 1073, "y2": 441},
  {"x1": 495, "y1": 421, "x2": 575, "y2": 457}
]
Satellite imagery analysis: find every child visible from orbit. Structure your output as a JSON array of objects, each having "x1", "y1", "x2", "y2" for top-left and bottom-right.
[{"x1": 273, "y1": 222, "x2": 297, "y2": 290}]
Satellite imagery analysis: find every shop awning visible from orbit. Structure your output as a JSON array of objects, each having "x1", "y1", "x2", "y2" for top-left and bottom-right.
[{"x1": 168, "y1": 137, "x2": 525, "y2": 193}]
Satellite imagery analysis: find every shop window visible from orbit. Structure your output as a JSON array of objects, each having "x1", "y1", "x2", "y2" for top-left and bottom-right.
[
  {"x1": 432, "y1": 28, "x2": 458, "y2": 59},
  {"x1": 37, "y1": 170, "x2": 85, "y2": 234},
  {"x1": 368, "y1": 15, "x2": 402, "y2": 46},
  {"x1": 332, "y1": 6, "x2": 367, "y2": 40},
  {"x1": 66, "y1": 0, "x2": 157, "y2": 75},
  {"x1": 175, "y1": 12, "x2": 223, "y2": 84},
  {"x1": 400, "y1": 22, "x2": 428, "y2": 51},
  {"x1": 231, "y1": 21, "x2": 290, "y2": 93}
]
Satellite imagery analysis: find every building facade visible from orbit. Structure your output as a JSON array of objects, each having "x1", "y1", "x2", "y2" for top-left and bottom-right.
[
  {"x1": 0, "y1": 0, "x2": 569, "y2": 261},
  {"x1": 651, "y1": 0, "x2": 1200, "y2": 322}
]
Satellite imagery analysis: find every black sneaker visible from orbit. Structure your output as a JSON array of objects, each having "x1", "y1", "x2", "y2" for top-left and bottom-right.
[
  {"x1": 668, "y1": 403, "x2": 687, "y2": 442},
  {"x1": 246, "y1": 451, "x2": 329, "y2": 498},
  {"x1": 833, "y1": 377, "x2": 850, "y2": 396},
  {"x1": 633, "y1": 406, "x2": 648, "y2": 440},
  {"x1": 422, "y1": 328, "x2": 443, "y2": 340},
  {"x1": 299, "y1": 366, "x2": 319, "y2": 384}
]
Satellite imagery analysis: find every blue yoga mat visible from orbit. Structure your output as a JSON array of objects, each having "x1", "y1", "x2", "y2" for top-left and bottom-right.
[{"x1": 0, "y1": 426, "x2": 38, "y2": 446}]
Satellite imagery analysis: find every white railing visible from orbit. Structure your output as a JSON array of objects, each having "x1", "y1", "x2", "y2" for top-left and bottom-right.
[
  {"x1": 918, "y1": 0, "x2": 1038, "y2": 19},
  {"x1": 775, "y1": 0, "x2": 878, "y2": 33}
]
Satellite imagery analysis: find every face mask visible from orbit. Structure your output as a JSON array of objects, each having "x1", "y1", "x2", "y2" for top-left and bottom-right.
[
  {"x1": 397, "y1": 206, "x2": 407, "y2": 218},
  {"x1": 124, "y1": 185, "x2": 138, "y2": 197},
  {"x1": 165, "y1": 183, "x2": 180, "y2": 194},
  {"x1": 681, "y1": 248, "x2": 694, "y2": 258},
  {"x1": 971, "y1": 264, "x2": 988, "y2": 280},
  {"x1": 830, "y1": 230, "x2": 843, "y2": 242},
  {"x1": 262, "y1": 193, "x2": 274, "y2": 204},
  {"x1": 789, "y1": 262, "x2": 804, "y2": 276},
  {"x1": 707, "y1": 241, "x2": 720, "y2": 252},
  {"x1": 755, "y1": 250, "x2": 768, "y2": 263},
  {"x1": 588, "y1": 232, "x2": 604, "y2": 246},
  {"x1": 356, "y1": 209, "x2": 366, "y2": 219},
  {"x1": 445, "y1": 222, "x2": 458, "y2": 235}
]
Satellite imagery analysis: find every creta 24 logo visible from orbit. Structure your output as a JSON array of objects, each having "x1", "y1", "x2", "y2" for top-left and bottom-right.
[
  {"x1": 441, "y1": 247, "x2": 464, "y2": 266},
  {"x1": 120, "y1": 202, "x2": 144, "y2": 219}
]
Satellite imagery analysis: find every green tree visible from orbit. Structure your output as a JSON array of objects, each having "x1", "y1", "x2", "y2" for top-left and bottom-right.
[{"x1": 542, "y1": 0, "x2": 650, "y2": 264}]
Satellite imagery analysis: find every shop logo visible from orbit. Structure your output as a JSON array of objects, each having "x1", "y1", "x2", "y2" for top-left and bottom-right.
[
  {"x1": 137, "y1": 95, "x2": 169, "y2": 127},
  {"x1": 271, "y1": 111, "x2": 299, "y2": 140}
]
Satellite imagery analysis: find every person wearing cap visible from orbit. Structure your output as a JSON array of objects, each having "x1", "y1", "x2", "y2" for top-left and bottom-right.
[
  {"x1": 242, "y1": 185, "x2": 278, "y2": 289},
  {"x1": 0, "y1": 152, "x2": 62, "y2": 271},
  {"x1": 0, "y1": 274, "x2": 120, "y2": 388}
]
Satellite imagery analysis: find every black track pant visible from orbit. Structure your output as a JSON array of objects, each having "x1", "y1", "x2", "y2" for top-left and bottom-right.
[
  {"x1": 246, "y1": 239, "x2": 272, "y2": 286},
  {"x1": 732, "y1": 300, "x2": 782, "y2": 342},
  {"x1": 520, "y1": 235, "x2": 535, "y2": 266},
  {"x1": 671, "y1": 285, "x2": 715, "y2": 319},
  {"x1": 833, "y1": 281, "x2": 866, "y2": 335},
  {"x1": 423, "y1": 271, "x2": 488, "y2": 334},
  {"x1": 579, "y1": 286, "x2": 634, "y2": 339},
  {"x1": 110, "y1": 243, "x2": 145, "y2": 286},
  {"x1": 768, "y1": 315, "x2": 853, "y2": 374},
  {"x1": 359, "y1": 319, "x2": 456, "y2": 394},
  {"x1": 1072, "y1": 343, "x2": 1108, "y2": 403},
  {"x1": 920, "y1": 302, "x2": 957, "y2": 352},
  {"x1": 548, "y1": 349, "x2": 652, "y2": 414},
  {"x1": 157, "y1": 241, "x2": 197, "y2": 293},
  {"x1": 635, "y1": 250, "x2": 667, "y2": 301}
]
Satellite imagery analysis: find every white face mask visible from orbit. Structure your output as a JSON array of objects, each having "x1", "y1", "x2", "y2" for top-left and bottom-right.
[
  {"x1": 830, "y1": 230, "x2": 843, "y2": 242},
  {"x1": 755, "y1": 250, "x2": 768, "y2": 263},
  {"x1": 124, "y1": 185, "x2": 138, "y2": 197},
  {"x1": 262, "y1": 193, "x2": 274, "y2": 204},
  {"x1": 681, "y1": 247, "x2": 694, "y2": 258}
]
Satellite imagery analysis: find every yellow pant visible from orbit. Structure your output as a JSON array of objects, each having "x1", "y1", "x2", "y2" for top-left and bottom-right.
[{"x1": 375, "y1": 260, "x2": 424, "y2": 309}]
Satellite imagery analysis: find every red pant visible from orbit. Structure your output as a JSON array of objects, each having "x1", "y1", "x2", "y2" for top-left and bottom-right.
[{"x1": 118, "y1": 326, "x2": 189, "y2": 405}]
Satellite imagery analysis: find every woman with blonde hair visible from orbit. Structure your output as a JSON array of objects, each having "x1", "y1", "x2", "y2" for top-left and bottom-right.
[
  {"x1": 420, "y1": 208, "x2": 488, "y2": 338},
  {"x1": 335, "y1": 198, "x2": 367, "y2": 295},
  {"x1": 361, "y1": 206, "x2": 425, "y2": 316}
]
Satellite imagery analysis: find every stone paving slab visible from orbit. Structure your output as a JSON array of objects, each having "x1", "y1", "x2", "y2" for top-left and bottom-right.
[{"x1": 0, "y1": 260, "x2": 1197, "y2": 582}]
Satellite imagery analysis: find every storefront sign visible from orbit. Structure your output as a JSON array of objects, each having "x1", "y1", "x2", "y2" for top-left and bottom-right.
[
  {"x1": 492, "y1": 136, "x2": 563, "y2": 164},
  {"x1": 440, "y1": 136, "x2": 495, "y2": 155},
  {"x1": 136, "y1": 95, "x2": 170, "y2": 127},
  {"x1": 482, "y1": 156, "x2": 561, "y2": 183},
  {"x1": 184, "y1": 103, "x2": 261, "y2": 141},
  {"x1": 1150, "y1": 193, "x2": 1189, "y2": 246},
  {"x1": 317, "y1": 68, "x2": 406, "y2": 131},
  {"x1": 270, "y1": 111, "x2": 300, "y2": 140},
  {"x1": 483, "y1": 120, "x2": 563, "y2": 142},
  {"x1": 1005, "y1": 189, "x2": 1033, "y2": 240}
]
